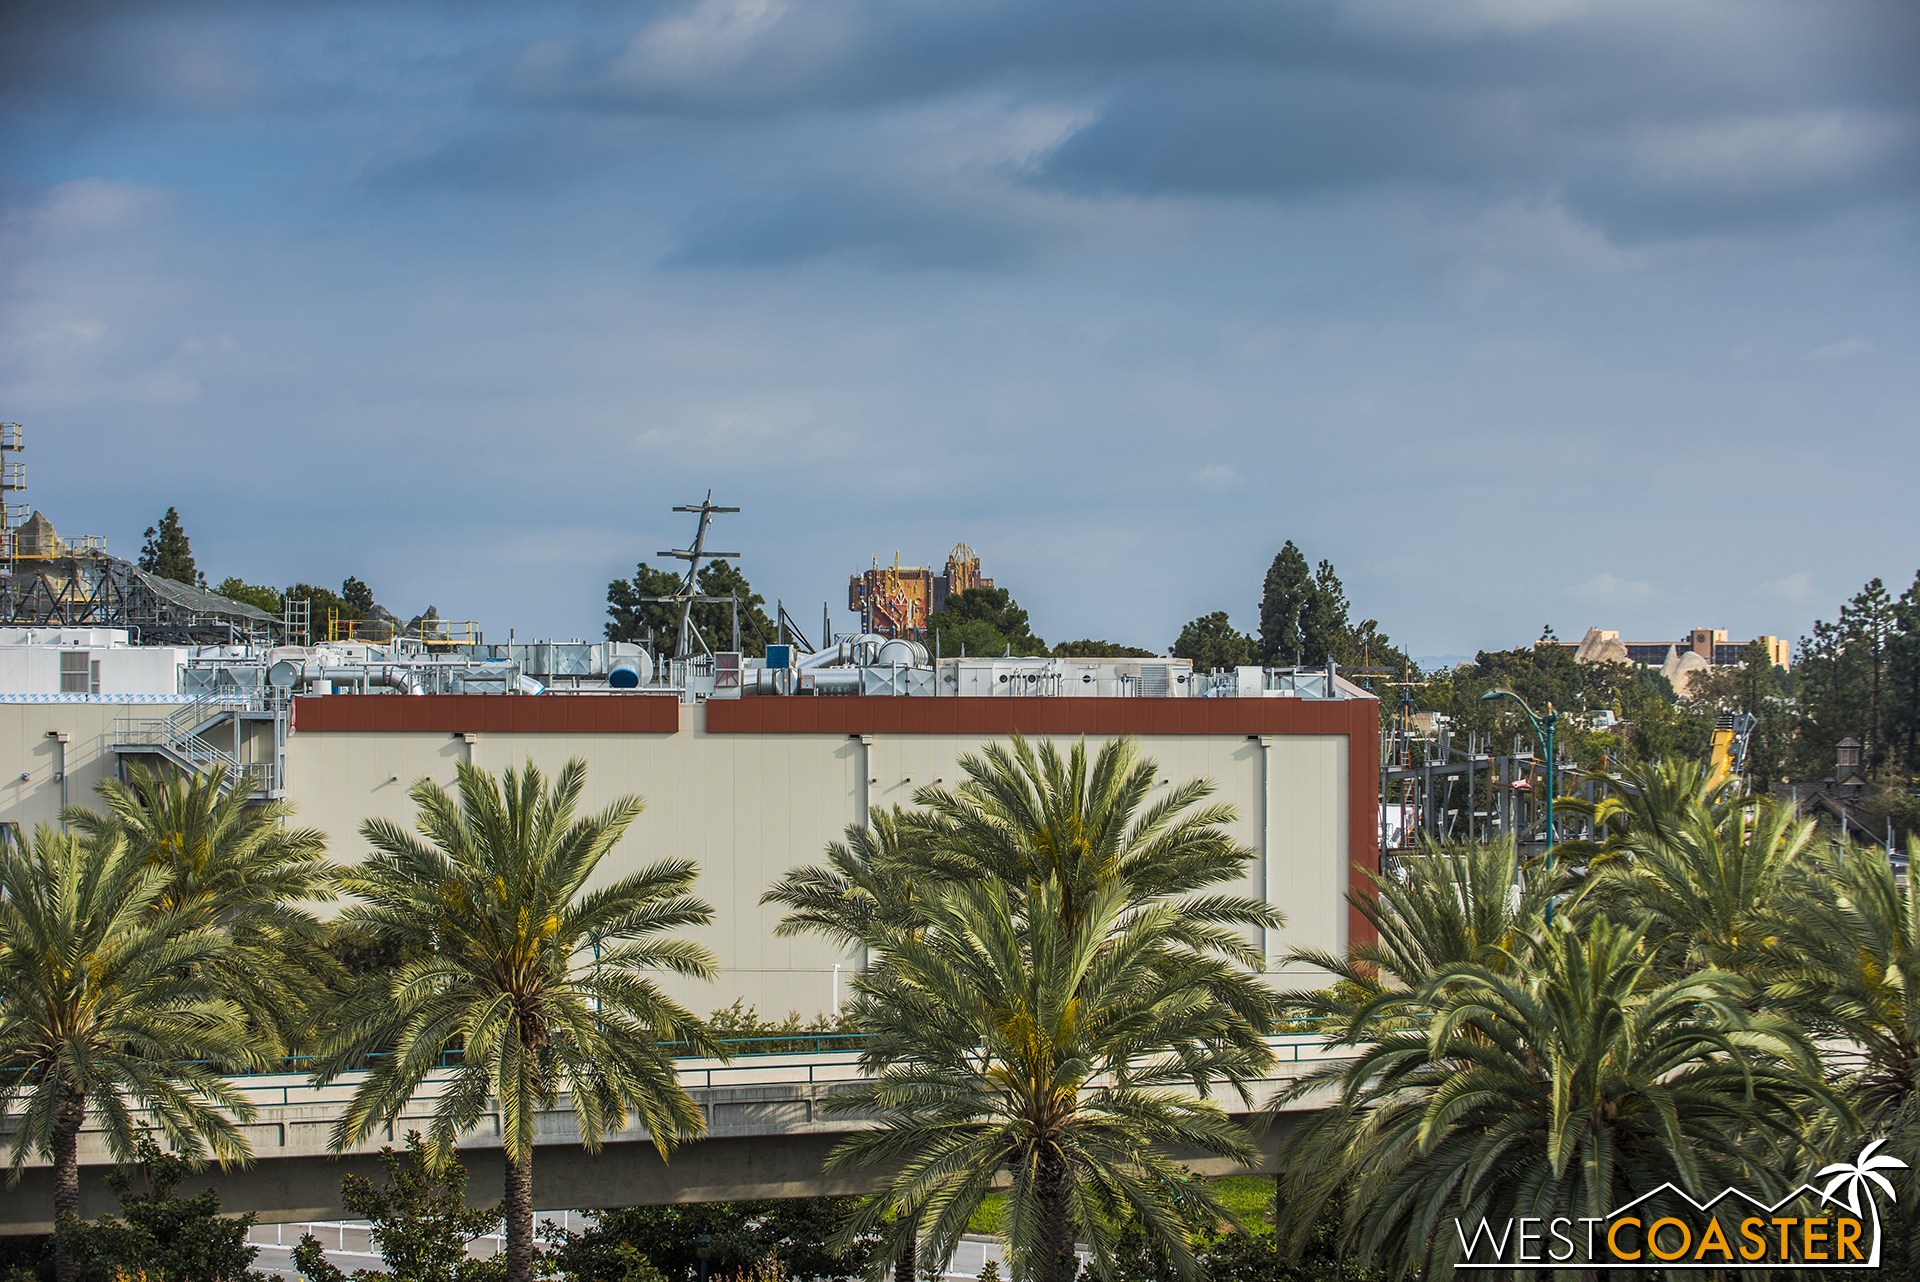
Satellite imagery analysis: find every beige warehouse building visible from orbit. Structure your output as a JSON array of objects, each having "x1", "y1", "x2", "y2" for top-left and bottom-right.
[{"x1": 1, "y1": 688, "x2": 1380, "y2": 1017}]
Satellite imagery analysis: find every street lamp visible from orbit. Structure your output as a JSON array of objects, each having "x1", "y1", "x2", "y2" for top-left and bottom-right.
[
  {"x1": 1481, "y1": 688, "x2": 1560, "y2": 917},
  {"x1": 695, "y1": 1232, "x2": 712, "y2": 1282}
]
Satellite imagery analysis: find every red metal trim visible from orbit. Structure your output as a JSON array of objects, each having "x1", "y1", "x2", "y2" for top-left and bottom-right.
[
  {"x1": 289, "y1": 694, "x2": 683, "y2": 734},
  {"x1": 703, "y1": 695, "x2": 1371, "y2": 737}
]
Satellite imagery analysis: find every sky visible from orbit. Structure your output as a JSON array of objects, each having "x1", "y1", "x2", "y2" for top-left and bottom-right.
[{"x1": 1, "y1": 0, "x2": 1915, "y2": 659}]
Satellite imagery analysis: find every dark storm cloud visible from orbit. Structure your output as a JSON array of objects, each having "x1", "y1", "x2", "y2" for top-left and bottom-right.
[
  {"x1": 7, "y1": 0, "x2": 1914, "y2": 244},
  {"x1": 494, "y1": 0, "x2": 1920, "y2": 242}
]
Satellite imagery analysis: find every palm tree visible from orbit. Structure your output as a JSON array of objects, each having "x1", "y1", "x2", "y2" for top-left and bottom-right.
[
  {"x1": 761, "y1": 806, "x2": 948, "y2": 952},
  {"x1": 1771, "y1": 836, "x2": 1920, "y2": 1126},
  {"x1": 1274, "y1": 915, "x2": 1835, "y2": 1277},
  {"x1": 1275, "y1": 837, "x2": 1552, "y2": 1035},
  {"x1": 1552, "y1": 756, "x2": 1742, "y2": 868},
  {"x1": 65, "y1": 761, "x2": 338, "y2": 1056},
  {"x1": 908, "y1": 736, "x2": 1278, "y2": 954},
  {"x1": 827, "y1": 874, "x2": 1267, "y2": 1282},
  {"x1": 0, "y1": 825, "x2": 263, "y2": 1282},
  {"x1": 1574, "y1": 791, "x2": 1814, "y2": 975},
  {"x1": 309, "y1": 759, "x2": 725, "y2": 1282},
  {"x1": 1769, "y1": 836, "x2": 1920, "y2": 1259}
]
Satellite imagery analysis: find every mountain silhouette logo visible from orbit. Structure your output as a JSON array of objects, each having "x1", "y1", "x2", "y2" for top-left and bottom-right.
[{"x1": 1453, "y1": 1142, "x2": 1908, "y2": 1270}]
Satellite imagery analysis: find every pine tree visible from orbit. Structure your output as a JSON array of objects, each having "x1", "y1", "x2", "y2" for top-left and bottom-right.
[
  {"x1": 137, "y1": 508, "x2": 197, "y2": 586},
  {"x1": 1305, "y1": 560, "x2": 1350, "y2": 662},
  {"x1": 606, "y1": 562, "x2": 688, "y2": 645},
  {"x1": 1258, "y1": 542, "x2": 1315, "y2": 665},
  {"x1": 1890, "y1": 571, "x2": 1920, "y2": 778},
  {"x1": 1172, "y1": 612, "x2": 1255, "y2": 673}
]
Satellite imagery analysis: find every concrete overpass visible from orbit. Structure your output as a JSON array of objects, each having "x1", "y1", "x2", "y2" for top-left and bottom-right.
[{"x1": 2, "y1": 1037, "x2": 1351, "y2": 1236}]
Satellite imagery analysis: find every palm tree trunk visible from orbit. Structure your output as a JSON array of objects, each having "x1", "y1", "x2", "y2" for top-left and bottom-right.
[
  {"x1": 52, "y1": 1085, "x2": 85, "y2": 1282},
  {"x1": 1036, "y1": 1146, "x2": 1075, "y2": 1282},
  {"x1": 503, "y1": 1149, "x2": 535, "y2": 1282},
  {"x1": 894, "y1": 1230, "x2": 917, "y2": 1282}
]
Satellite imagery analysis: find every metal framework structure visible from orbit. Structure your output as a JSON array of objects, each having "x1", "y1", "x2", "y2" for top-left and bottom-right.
[
  {"x1": 0, "y1": 423, "x2": 22, "y2": 577},
  {"x1": 0, "y1": 551, "x2": 280, "y2": 645}
]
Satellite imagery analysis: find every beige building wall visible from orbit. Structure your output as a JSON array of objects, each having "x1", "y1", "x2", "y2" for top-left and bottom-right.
[
  {"x1": 0, "y1": 700, "x2": 192, "y2": 834},
  {"x1": 282, "y1": 723, "x2": 1350, "y2": 1018},
  {"x1": 0, "y1": 701, "x2": 1354, "y2": 1021}
]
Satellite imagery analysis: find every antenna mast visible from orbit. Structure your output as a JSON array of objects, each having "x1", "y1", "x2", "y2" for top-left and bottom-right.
[{"x1": 656, "y1": 491, "x2": 740, "y2": 659}]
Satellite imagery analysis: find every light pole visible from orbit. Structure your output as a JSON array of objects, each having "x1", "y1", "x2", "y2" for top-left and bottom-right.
[
  {"x1": 1481, "y1": 688, "x2": 1559, "y2": 918},
  {"x1": 695, "y1": 1232, "x2": 712, "y2": 1282}
]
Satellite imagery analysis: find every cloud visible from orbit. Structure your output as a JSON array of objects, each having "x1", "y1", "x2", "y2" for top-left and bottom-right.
[
  {"x1": 1756, "y1": 571, "x2": 1815, "y2": 603},
  {"x1": 1190, "y1": 464, "x2": 1237, "y2": 490},
  {"x1": 15, "y1": 178, "x2": 169, "y2": 235},
  {"x1": 1567, "y1": 573, "x2": 1657, "y2": 604},
  {"x1": 1803, "y1": 338, "x2": 1875, "y2": 361}
]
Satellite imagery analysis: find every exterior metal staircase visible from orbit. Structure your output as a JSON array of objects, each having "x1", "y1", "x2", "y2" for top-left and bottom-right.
[{"x1": 112, "y1": 691, "x2": 282, "y2": 796}]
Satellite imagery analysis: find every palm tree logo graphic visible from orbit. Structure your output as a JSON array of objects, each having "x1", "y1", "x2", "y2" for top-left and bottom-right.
[{"x1": 1816, "y1": 1139, "x2": 1907, "y2": 1262}]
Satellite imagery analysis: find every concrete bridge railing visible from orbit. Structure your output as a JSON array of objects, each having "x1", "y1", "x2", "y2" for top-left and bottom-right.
[{"x1": 1, "y1": 1037, "x2": 1354, "y2": 1235}]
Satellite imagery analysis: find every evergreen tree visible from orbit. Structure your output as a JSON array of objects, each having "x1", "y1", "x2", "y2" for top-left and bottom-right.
[
  {"x1": 1885, "y1": 571, "x2": 1920, "y2": 778},
  {"x1": 926, "y1": 587, "x2": 1047, "y2": 657},
  {"x1": 284, "y1": 579, "x2": 374, "y2": 637},
  {"x1": 342, "y1": 575, "x2": 376, "y2": 616},
  {"x1": 1171, "y1": 612, "x2": 1255, "y2": 673},
  {"x1": 606, "y1": 562, "x2": 687, "y2": 645},
  {"x1": 215, "y1": 578, "x2": 283, "y2": 615},
  {"x1": 1258, "y1": 543, "x2": 1315, "y2": 665},
  {"x1": 1051, "y1": 639, "x2": 1158, "y2": 658},
  {"x1": 137, "y1": 508, "x2": 197, "y2": 586},
  {"x1": 694, "y1": 561, "x2": 777, "y2": 657},
  {"x1": 1794, "y1": 578, "x2": 1902, "y2": 781},
  {"x1": 1304, "y1": 560, "x2": 1350, "y2": 663}
]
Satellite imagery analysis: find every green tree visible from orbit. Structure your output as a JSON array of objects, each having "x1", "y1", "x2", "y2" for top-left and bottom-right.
[
  {"x1": 1573, "y1": 790, "x2": 1815, "y2": 977},
  {"x1": 1275, "y1": 917, "x2": 1832, "y2": 1277},
  {"x1": 215, "y1": 578, "x2": 283, "y2": 615},
  {"x1": 827, "y1": 874, "x2": 1267, "y2": 1282},
  {"x1": 286, "y1": 579, "x2": 376, "y2": 634},
  {"x1": 54, "y1": 1137, "x2": 263, "y2": 1282},
  {"x1": 693, "y1": 561, "x2": 777, "y2": 657},
  {"x1": 1887, "y1": 570, "x2": 1920, "y2": 778},
  {"x1": 606, "y1": 562, "x2": 688, "y2": 645},
  {"x1": 1303, "y1": 561, "x2": 1349, "y2": 664},
  {"x1": 1050, "y1": 639, "x2": 1158, "y2": 659},
  {"x1": 550, "y1": 1197, "x2": 881, "y2": 1282},
  {"x1": 65, "y1": 762, "x2": 338, "y2": 1058},
  {"x1": 907, "y1": 737, "x2": 1282, "y2": 969},
  {"x1": 291, "y1": 1133, "x2": 504, "y2": 1282},
  {"x1": 770, "y1": 738, "x2": 1282, "y2": 1282},
  {"x1": 1257, "y1": 543, "x2": 1315, "y2": 666},
  {"x1": 1254, "y1": 545, "x2": 1405, "y2": 674},
  {"x1": 1171, "y1": 612, "x2": 1255, "y2": 673},
  {"x1": 0, "y1": 826, "x2": 262, "y2": 1282},
  {"x1": 927, "y1": 587, "x2": 1047, "y2": 657},
  {"x1": 311, "y1": 759, "x2": 724, "y2": 1282},
  {"x1": 1770, "y1": 836, "x2": 1920, "y2": 1136},
  {"x1": 343, "y1": 575, "x2": 377, "y2": 616},
  {"x1": 1768, "y1": 836, "x2": 1920, "y2": 1270},
  {"x1": 761, "y1": 807, "x2": 946, "y2": 951},
  {"x1": 1274, "y1": 839, "x2": 1554, "y2": 1034},
  {"x1": 1795, "y1": 578, "x2": 1902, "y2": 780},
  {"x1": 138, "y1": 507, "x2": 198, "y2": 586}
]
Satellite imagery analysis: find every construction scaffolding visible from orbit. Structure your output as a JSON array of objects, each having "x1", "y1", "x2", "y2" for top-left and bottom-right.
[{"x1": 1, "y1": 550, "x2": 281, "y2": 646}]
